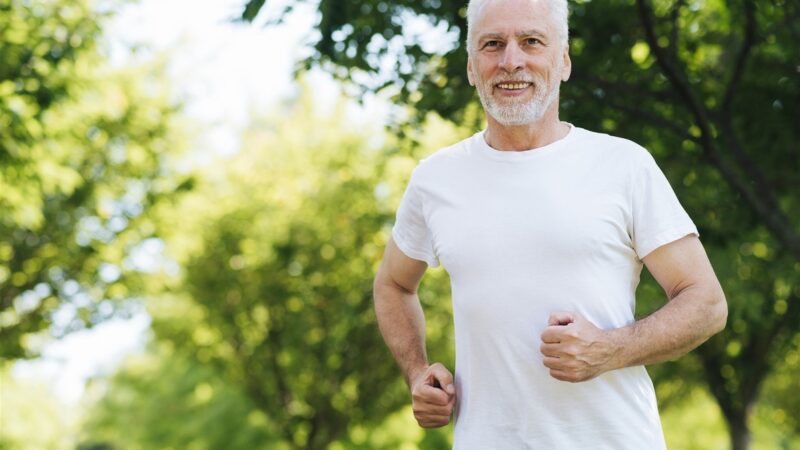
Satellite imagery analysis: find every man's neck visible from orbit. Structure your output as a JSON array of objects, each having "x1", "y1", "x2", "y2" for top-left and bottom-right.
[{"x1": 483, "y1": 108, "x2": 569, "y2": 152}]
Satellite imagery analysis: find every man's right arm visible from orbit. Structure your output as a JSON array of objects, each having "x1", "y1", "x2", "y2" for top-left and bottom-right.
[{"x1": 373, "y1": 237, "x2": 456, "y2": 428}]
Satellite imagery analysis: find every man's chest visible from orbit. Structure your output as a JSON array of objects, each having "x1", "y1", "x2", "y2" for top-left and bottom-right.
[{"x1": 424, "y1": 172, "x2": 634, "y2": 277}]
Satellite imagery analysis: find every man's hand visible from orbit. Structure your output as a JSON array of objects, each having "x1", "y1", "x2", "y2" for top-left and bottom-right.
[
  {"x1": 540, "y1": 312, "x2": 620, "y2": 382},
  {"x1": 409, "y1": 363, "x2": 456, "y2": 428}
]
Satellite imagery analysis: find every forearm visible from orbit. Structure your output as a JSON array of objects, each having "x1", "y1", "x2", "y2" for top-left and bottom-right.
[
  {"x1": 541, "y1": 236, "x2": 727, "y2": 382},
  {"x1": 608, "y1": 283, "x2": 727, "y2": 369},
  {"x1": 374, "y1": 282, "x2": 430, "y2": 386}
]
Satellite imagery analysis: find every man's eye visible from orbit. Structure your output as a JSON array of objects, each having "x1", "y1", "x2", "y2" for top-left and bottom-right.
[
  {"x1": 525, "y1": 38, "x2": 541, "y2": 46},
  {"x1": 484, "y1": 40, "x2": 500, "y2": 48}
]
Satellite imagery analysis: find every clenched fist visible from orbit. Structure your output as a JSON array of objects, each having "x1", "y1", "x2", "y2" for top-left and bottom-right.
[
  {"x1": 540, "y1": 311, "x2": 621, "y2": 382},
  {"x1": 409, "y1": 363, "x2": 456, "y2": 428}
]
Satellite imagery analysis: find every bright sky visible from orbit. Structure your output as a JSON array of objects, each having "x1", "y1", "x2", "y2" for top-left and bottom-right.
[
  {"x1": 104, "y1": 0, "x2": 327, "y2": 158},
  {"x1": 11, "y1": 0, "x2": 359, "y2": 404}
]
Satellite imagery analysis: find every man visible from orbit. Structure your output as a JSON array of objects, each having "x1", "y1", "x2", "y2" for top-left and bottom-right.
[{"x1": 372, "y1": 0, "x2": 727, "y2": 447}]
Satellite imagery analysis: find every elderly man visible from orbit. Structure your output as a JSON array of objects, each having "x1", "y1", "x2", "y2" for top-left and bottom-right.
[{"x1": 373, "y1": 0, "x2": 727, "y2": 447}]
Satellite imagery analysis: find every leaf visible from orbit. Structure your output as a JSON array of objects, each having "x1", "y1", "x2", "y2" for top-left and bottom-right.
[{"x1": 240, "y1": 0, "x2": 266, "y2": 22}]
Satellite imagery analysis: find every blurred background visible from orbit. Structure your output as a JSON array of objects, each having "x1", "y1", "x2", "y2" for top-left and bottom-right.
[{"x1": 0, "y1": 0, "x2": 798, "y2": 449}]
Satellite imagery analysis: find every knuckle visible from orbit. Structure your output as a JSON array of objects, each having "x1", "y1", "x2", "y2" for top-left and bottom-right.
[
  {"x1": 431, "y1": 406, "x2": 447, "y2": 416},
  {"x1": 567, "y1": 329, "x2": 582, "y2": 339},
  {"x1": 565, "y1": 345, "x2": 580, "y2": 357},
  {"x1": 560, "y1": 372, "x2": 575, "y2": 382},
  {"x1": 420, "y1": 417, "x2": 443, "y2": 428},
  {"x1": 566, "y1": 371, "x2": 585, "y2": 383},
  {"x1": 563, "y1": 358, "x2": 577, "y2": 368}
]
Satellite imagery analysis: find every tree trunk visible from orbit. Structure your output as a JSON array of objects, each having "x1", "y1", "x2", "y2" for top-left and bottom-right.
[{"x1": 725, "y1": 406, "x2": 752, "y2": 450}]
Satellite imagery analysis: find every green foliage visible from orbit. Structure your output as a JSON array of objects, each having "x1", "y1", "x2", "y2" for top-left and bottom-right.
[
  {"x1": 79, "y1": 345, "x2": 285, "y2": 450},
  {"x1": 148, "y1": 94, "x2": 471, "y2": 449},
  {"x1": 751, "y1": 333, "x2": 800, "y2": 449},
  {"x1": 0, "y1": 0, "x2": 190, "y2": 358},
  {"x1": 242, "y1": 0, "x2": 474, "y2": 127},
  {"x1": 79, "y1": 345, "x2": 454, "y2": 450},
  {"x1": 660, "y1": 388, "x2": 730, "y2": 450},
  {"x1": 659, "y1": 385, "x2": 800, "y2": 450},
  {"x1": 570, "y1": 2, "x2": 800, "y2": 445},
  {"x1": 329, "y1": 406, "x2": 452, "y2": 449}
]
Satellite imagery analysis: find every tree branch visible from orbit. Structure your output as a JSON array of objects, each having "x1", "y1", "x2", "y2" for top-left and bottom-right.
[
  {"x1": 716, "y1": 0, "x2": 800, "y2": 259},
  {"x1": 699, "y1": 134, "x2": 800, "y2": 260},
  {"x1": 607, "y1": 100, "x2": 698, "y2": 143},
  {"x1": 668, "y1": 0, "x2": 687, "y2": 60},
  {"x1": 721, "y1": 0, "x2": 756, "y2": 116},
  {"x1": 713, "y1": 0, "x2": 769, "y2": 192},
  {"x1": 574, "y1": 72, "x2": 678, "y2": 104},
  {"x1": 635, "y1": 0, "x2": 714, "y2": 138},
  {"x1": 636, "y1": 0, "x2": 800, "y2": 260},
  {"x1": 572, "y1": 76, "x2": 696, "y2": 141},
  {"x1": 738, "y1": 290, "x2": 800, "y2": 410}
]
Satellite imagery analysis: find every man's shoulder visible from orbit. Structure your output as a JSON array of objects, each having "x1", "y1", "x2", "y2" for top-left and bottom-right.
[{"x1": 573, "y1": 126, "x2": 651, "y2": 162}]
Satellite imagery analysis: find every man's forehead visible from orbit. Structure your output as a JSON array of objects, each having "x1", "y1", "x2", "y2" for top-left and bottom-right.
[{"x1": 472, "y1": 0, "x2": 554, "y2": 35}]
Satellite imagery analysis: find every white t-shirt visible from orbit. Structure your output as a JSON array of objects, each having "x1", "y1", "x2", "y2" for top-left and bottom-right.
[{"x1": 392, "y1": 124, "x2": 698, "y2": 449}]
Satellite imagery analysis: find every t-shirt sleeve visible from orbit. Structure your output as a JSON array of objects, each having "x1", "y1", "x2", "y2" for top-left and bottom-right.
[
  {"x1": 631, "y1": 152, "x2": 699, "y2": 260},
  {"x1": 391, "y1": 173, "x2": 439, "y2": 268}
]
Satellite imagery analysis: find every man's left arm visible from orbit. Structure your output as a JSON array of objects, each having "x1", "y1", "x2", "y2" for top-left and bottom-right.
[{"x1": 540, "y1": 234, "x2": 727, "y2": 382}]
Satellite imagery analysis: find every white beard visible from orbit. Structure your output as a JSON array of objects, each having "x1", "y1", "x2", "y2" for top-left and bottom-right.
[{"x1": 473, "y1": 63, "x2": 563, "y2": 126}]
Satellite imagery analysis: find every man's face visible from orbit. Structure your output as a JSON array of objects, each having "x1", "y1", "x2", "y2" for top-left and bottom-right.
[{"x1": 467, "y1": 0, "x2": 571, "y2": 126}]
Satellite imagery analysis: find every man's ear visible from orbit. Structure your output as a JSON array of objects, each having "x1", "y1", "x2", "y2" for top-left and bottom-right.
[
  {"x1": 561, "y1": 46, "x2": 572, "y2": 82},
  {"x1": 467, "y1": 56, "x2": 475, "y2": 86}
]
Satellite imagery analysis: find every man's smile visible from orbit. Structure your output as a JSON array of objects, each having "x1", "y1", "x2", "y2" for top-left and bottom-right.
[{"x1": 495, "y1": 82, "x2": 532, "y2": 90}]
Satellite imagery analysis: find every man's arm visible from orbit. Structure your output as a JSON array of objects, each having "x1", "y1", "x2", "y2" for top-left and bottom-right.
[
  {"x1": 540, "y1": 234, "x2": 727, "y2": 382},
  {"x1": 373, "y1": 237, "x2": 456, "y2": 427}
]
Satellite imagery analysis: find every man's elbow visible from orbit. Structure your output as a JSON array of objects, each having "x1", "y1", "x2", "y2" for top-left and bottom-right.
[
  {"x1": 708, "y1": 286, "x2": 728, "y2": 336},
  {"x1": 373, "y1": 266, "x2": 409, "y2": 307}
]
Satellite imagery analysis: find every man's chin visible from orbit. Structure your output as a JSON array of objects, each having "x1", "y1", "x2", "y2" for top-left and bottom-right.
[{"x1": 487, "y1": 107, "x2": 542, "y2": 126}]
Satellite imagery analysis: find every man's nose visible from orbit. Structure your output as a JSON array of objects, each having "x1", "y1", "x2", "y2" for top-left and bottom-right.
[{"x1": 499, "y1": 42, "x2": 524, "y2": 72}]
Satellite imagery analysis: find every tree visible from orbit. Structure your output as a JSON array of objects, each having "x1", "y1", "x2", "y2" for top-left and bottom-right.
[
  {"x1": 78, "y1": 345, "x2": 285, "y2": 450},
  {"x1": 0, "y1": 0, "x2": 190, "y2": 358},
  {"x1": 149, "y1": 95, "x2": 465, "y2": 449},
  {"x1": 79, "y1": 343, "x2": 453, "y2": 450},
  {"x1": 242, "y1": 1, "x2": 800, "y2": 448}
]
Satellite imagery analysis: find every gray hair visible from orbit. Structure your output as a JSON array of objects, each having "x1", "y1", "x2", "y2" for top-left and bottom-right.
[{"x1": 465, "y1": 0, "x2": 569, "y2": 53}]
